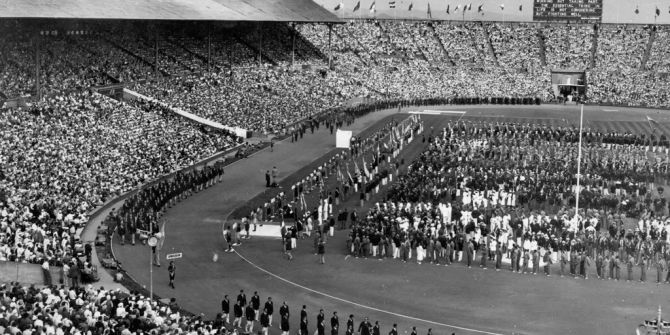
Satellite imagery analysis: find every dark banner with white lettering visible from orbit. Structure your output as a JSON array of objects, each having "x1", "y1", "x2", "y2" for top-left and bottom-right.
[{"x1": 533, "y1": 0, "x2": 603, "y2": 22}]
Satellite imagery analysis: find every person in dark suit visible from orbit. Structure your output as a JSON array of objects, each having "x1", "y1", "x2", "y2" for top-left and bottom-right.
[
  {"x1": 237, "y1": 290, "x2": 247, "y2": 307},
  {"x1": 233, "y1": 301, "x2": 243, "y2": 328},
  {"x1": 251, "y1": 292, "x2": 261, "y2": 321},
  {"x1": 221, "y1": 295, "x2": 230, "y2": 324},
  {"x1": 266, "y1": 170, "x2": 271, "y2": 187},
  {"x1": 301, "y1": 305, "x2": 308, "y2": 325},
  {"x1": 168, "y1": 261, "x2": 176, "y2": 289},
  {"x1": 372, "y1": 321, "x2": 380, "y2": 335},
  {"x1": 264, "y1": 297, "x2": 274, "y2": 326},
  {"x1": 358, "y1": 317, "x2": 372, "y2": 335},
  {"x1": 388, "y1": 324, "x2": 398, "y2": 335},
  {"x1": 317, "y1": 309, "x2": 326, "y2": 335},
  {"x1": 300, "y1": 314, "x2": 309, "y2": 335},
  {"x1": 346, "y1": 315, "x2": 355, "y2": 335},
  {"x1": 260, "y1": 308, "x2": 270, "y2": 335},
  {"x1": 281, "y1": 314, "x2": 290, "y2": 335},
  {"x1": 331, "y1": 311, "x2": 339, "y2": 335},
  {"x1": 245, "y1": 303, "x2": 256, "y2": 333}
]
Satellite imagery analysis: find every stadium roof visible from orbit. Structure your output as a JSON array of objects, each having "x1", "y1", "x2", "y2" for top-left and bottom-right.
[{"x1": 0, "y1": 0, "x2": 341, "y2": 22}]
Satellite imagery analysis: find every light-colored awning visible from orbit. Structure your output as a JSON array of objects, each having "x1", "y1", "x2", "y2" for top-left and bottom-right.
[{"x1": 0, "y1": 0, "x2": 341, "y2": 22}]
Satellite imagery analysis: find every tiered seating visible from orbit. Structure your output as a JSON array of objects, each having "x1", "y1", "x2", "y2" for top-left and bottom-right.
[
  {"x1": 543, "y1": 24, "x2": 594, "y2": 69},
  {"x1": 0, "y1": 92, "x2": 235, "y2": 264},
  {"x1": 647, "y1": 26, "x2": 670, "y2": 72},
  {"x1": 433, "y1": 22, "x2": 480, "y2": 66},
  {"x1": 595, "y1": 24, "x2": 650, "y2": 70},
  {"x1": 489, "y1": 23, "x2": 543, "y2": 71}
]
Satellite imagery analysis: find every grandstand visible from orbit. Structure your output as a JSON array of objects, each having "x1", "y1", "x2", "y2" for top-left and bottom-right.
[{"x1": 1, "y1": 0, "x2": 670, "y2": 334}]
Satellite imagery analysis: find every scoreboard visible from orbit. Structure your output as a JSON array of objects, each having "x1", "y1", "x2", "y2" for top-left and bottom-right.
[{"x1": 533, "y1": 0, "x2": 603, "y2": 22}]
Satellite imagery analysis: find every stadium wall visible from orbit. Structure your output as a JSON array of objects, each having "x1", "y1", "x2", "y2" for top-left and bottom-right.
[
  {"x1": 0, "y1": 261, "x2": 64, "y2": 286},
  {"x1": 316, "y1": 0, "x2": 670, "y2": 24}
]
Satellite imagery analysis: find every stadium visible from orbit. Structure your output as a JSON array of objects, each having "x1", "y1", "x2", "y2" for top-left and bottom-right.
[{"x1": 2, "y1": 0, "x2": 670, "y2": 334}]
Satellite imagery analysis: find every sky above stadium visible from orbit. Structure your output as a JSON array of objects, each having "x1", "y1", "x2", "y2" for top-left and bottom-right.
[{"x1": 314, "y1": 0, "x2": 670, "y2": 24}]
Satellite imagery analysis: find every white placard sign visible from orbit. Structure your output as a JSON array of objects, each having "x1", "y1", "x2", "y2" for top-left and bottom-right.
[{"x1": 336, "y1": 129, "x2": 352, "y2": 149}]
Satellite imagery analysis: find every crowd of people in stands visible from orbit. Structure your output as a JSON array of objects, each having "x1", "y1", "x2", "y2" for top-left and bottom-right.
[
  {"x1": 2, "y1": 21, "x2": 668, "y2": 109},
  {"x1": 1, "y1": 18, "x2": 670, "y2": 332},
  {"x1": 133, "y1": 67, "x2": 346, "y2": 134},
  {"x1": 347, "y1": 119, "x2": 670, "y2": 281},
  {"x1": 0, "y1": 283, "x2": 446, "y2": 335},
  {"x1": 0, "y1": 91, "x2": 235, "y2": 265}
]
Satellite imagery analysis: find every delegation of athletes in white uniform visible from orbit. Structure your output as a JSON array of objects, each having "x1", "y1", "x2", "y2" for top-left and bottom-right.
[{"x1": 349, "y1": 120, "x2": 670, "y2": 280}]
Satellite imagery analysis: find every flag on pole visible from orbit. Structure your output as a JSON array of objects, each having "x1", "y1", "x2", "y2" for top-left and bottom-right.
[
  {"x1": 656, "y1": 6, "x2": 661, "y2": 16},
  {"x1": 446, "y1": 4, "x2": 450, "y2": 13},
  {"x1": 408, "y1": 2, "x2": 413, "y2": 11},
  {"x1": 519, "y1": 4, "x2": 523, "y2": 11},
  {"x1": 647, "y1": 115, "x2": 660, "y2": 133},
  {"x1": 353, "y1": 1, "x2": 360, "y2": 11},
  {"x1": 363, "y1": 157, "x2": 371, "y2": 179},
  {"x1": 334, "y1": 1, "x2": 343, "y2": 10},
  {"x1": 388, "y1": 0, "x2": 395, "y2": 8},
  {"x1": 467, "y1": 3, "x2": 472, "y2": 10},
  {"x1": 346, "y1": 166, "x2": 354, "y2": 184},
  {"x1": 478, "y1": 4, "x2": 483, "y2": 12},
  {"x1": 370, "y1": 1, "x2": 376, "y2": 13},
  {"x1": 635, "y1": 5, "x2": 639, "y2": 14},
  {"x1": 454, "y1": 4, "x2": 460, "y2": 12},
  {"x1": 427, "y1": 2, "x2": 432, "y2": 18},
  {"x1": 500, "y1": 3, "x2": 505, "y2": 10}
]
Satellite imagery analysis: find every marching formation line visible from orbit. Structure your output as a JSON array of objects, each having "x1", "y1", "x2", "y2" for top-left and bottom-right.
[{"x1": 234, "y1": 250, "x2": 505, "y2": 335}]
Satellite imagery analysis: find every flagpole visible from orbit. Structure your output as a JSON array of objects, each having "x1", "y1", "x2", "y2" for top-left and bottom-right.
[{"x1": 575, "y1": 104, "x2": 584, "y2": 219}]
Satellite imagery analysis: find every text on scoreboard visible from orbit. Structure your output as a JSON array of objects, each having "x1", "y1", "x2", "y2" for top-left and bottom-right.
[{"x1": 533, "y1": 0, "x2": 603, "y2": 22}]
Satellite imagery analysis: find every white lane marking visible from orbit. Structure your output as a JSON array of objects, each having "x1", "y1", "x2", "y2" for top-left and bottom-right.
[
  {"x1": 234, "y1": 250, "x2": 504, "y2": 335},
  {"x1": 602, "y1": 109, "x2": 618, "y2": 112},
  {"x1": 408, "y1": 110, "x2": 467, "y2": 115}
]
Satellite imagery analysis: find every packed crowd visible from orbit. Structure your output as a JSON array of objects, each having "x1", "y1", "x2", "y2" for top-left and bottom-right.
[
  {"x1": 133, "y1": 68, "x2": 345, "y2": 134},
  {"x1": 0, "y1": 91, "x2": 236, "y2": 264},
  {"x1": 348, "y1": 120, "x2": 670, "y2": 281},
  {"x1": 0, "y1": 283, "x2": 447, "y2": 335},
  {"x1": 542, "y1": 24, "x2": 594, "y2": 69},
  {"x1": 2, "y1": 21, "x2": 668, "y2": 111}
]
